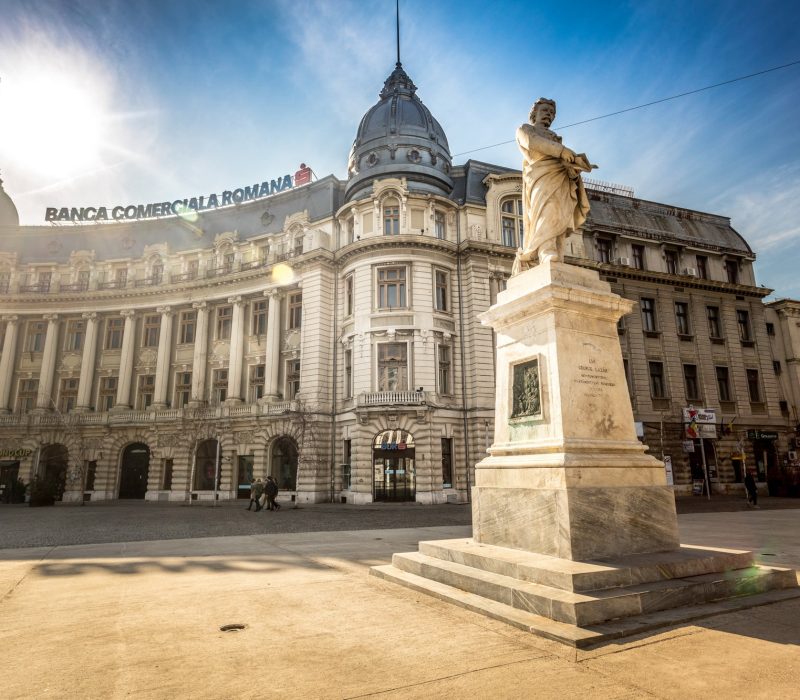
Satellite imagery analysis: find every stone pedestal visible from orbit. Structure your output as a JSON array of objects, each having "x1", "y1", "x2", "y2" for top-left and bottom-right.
[
  {"x1": 472, "y1": 260, "x2": 679, "y2": 560},
  {"x1": 372, "y1": 261, "x2": 799, "y2": 647}
]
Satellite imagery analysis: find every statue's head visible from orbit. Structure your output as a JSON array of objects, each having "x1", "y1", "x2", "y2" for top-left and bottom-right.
[{"x1": 529, "y1": 98, "x2": 556, "y2": 127}]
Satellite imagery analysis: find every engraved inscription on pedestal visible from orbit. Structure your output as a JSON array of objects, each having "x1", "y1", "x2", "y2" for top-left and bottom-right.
[{"x1": 511, "y1": 359, "x2": 541, "y2": 419}]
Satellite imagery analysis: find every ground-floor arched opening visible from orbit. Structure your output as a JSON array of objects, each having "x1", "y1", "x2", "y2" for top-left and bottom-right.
[
  {"x1": 40, "y1": 444, "x2": 68, "y2": 500},
  {"x1": 119, "y1": 443, "x2": 150, "y2": 499},
  {"x1": 194, "y1": 439, "x2": 221, "y2": 491},
  {"x1": 271, "y1": 437, "x2": 298, "y2": 491},
  {"x1": 373, "y1": 429, "x2": 415, "y2": 502}
]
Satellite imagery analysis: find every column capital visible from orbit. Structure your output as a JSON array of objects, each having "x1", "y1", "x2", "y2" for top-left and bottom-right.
[
  {"x1": 1, "y1": 315, "x2": 18, "y2": 323},
  {"x1": 264, "y1": 289, "x2": 282, "y2": 300},
  {"x1": 43, "y1": 313, "x2": 59, "y2": 322},
  {"x1": 227, "y1": 295, "x2": 243, "y2": 305},
  {"x1": 156, "y1": 305, "x2": 173, "y2": 316},
  {"x1": 192, "y1": 301, "x2": 207, "y2": 311},
  {"x1": 121, "y1": 310, "x2": 136, "y2": 318},
  {"x1": 81, "y1": 312, "x2": 97, "y2": 321}
]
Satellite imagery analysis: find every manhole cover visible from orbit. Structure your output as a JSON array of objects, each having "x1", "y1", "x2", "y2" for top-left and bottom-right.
[{"x1": 219, "y1": 623, "x2": 247, "y2": 632}]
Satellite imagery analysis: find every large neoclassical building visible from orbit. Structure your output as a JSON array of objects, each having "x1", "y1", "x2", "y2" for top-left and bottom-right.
[{"x1": 0, "y1": 62, "x2": 798, "y2": 504}]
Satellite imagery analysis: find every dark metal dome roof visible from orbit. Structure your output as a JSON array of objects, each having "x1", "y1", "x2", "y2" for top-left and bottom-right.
[
  {"x1": 345, "y1": 63, "x2": 453, "y2": 201},
  {"x1": 0, "y1": 175, "x2": 19, "y2": 228}
]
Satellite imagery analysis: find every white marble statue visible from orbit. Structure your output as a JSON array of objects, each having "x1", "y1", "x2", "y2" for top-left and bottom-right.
[{"x1": 512, "y1": 98, "x2": 596, "y2": 273}]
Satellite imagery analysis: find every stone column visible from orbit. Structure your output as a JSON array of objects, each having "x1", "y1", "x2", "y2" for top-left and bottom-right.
[
  {"x1": 264, "y1": 291, "x2": 282, "y2": 399},
  {"x1": 226, "y1": 296, "x2": 244, "y2": 403},
  {"x1": 75, "y1": 312, "x2": 99, "y2": 412},
  {"x1": 189, "y1": 301, "x2": 209, "y2": 406},
  {"x1": 152, "y1": 306, "x2": 173, "y2": 409},
  {"x1": 35, "y1": 314, "x2": 60, "y2": 411},
  {"x1": 113, "y1": 310, "x2": 136, "y2": 411},
  {"x1": 0, "y1": 316, "x2": 19, "y2": 413}
]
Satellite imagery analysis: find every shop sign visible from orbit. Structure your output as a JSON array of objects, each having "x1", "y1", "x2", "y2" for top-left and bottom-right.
[
  {"x1": 0, "y1": 448, "x2": 32, "y2": 459},
  {"x1": 682, "y1": 440, "x2": 695, "y2": 453},
  {"x1": 683, "y1": 407, "x2": 717, "y2": 439},
  {"x1": 747, "y1": 430, "x2": 778, "y2": 441},
  {"x1": 663, "y1": 455, "x2": 674, "y2": 486}
]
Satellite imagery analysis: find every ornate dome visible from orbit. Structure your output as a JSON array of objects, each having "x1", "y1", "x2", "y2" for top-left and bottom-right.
[
  {"x1": 345, "y1": 63, "x2": 453, "y2": 201},
  {"x1": 0, "y1": 175, "x2": 19, "y2": 228}
]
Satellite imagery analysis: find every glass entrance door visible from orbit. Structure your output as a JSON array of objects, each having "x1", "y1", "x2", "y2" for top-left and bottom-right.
[{"x1": 373, "y1": 452, "x2": 415, "y2": 501}]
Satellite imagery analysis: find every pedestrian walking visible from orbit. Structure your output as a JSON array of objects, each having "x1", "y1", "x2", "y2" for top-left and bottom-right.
[
  {"x1": 265, "y1": 475, "x2": 280, "y2": 511},
  {"x1": 251, "y1": 478, "x2": 265, "y2": 512},
  {"x1": 246, "y1": 479, "x2": 257, "y2": 510},
  {"x1": 744, "y1": 470, "x2": 759, "y2": 508}
]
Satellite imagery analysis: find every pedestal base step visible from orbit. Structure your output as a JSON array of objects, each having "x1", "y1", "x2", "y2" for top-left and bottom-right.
[{"x1": 370, "y1": 538, "x2": 800, "y2": 648}]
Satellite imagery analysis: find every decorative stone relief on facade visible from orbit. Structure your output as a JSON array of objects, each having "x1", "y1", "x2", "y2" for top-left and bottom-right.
[{"x1": 511, "y1": 358, "x2": 541, "y2": 419}]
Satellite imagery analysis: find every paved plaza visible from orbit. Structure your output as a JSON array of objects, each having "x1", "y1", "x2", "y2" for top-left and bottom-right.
[{"x1": 0, "y1": 501, "x2": 799, "y2": 698}]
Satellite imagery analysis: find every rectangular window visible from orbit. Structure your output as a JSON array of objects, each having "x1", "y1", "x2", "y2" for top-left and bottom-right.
[
  {"x1": 649, "y1": 361, "x2": 666, "y2": 399},
  {"x1": 342, "y1": 439, "x2": 352, "y2": 488},
  {"x1": 151, "y1": 263, "x2": 163, "y2": 285},
  {"x1": 346, "y1": 218, "x2": 355, "y2": 244},
  {"x1": 501, "y1": 217, "x2": 517, "y2": 247},
  {"x1": 85, "y1": 461, "x2": 97, "y2": 491},
  {"x1": 674, "y1": 302, "x2": 691, "y2": 335},
  {"x1": 252, "y1": 300, "x2": 267, "y2": 336},
  {"x1": 434, "y1": 269, "x2": 449, "y2": 312},
  {"x1": 175, "y1": 371, "x2": 192, "y2": 407},
  {"x1": 696, "y1": 255, "x2": 708, "y2": 279},
  {"x1": 773, "y1": 360, "x2": 782, "y2": 375},
  {"x1": 384, "y1": 206, "x2": 400, "y2": 235},
  {"x1": 706, "y1": 306, "x2": 722, "y2": 338},
  {"x1": 142, "y1": 314, "x2": 160, "y2": 347},
  {"x1": 766, "y1": 322, "x2": 775, "y2": 336},
  {"x1": 137, "y1": 374, "x2": 155, "y2": 410},
  {"x1": 632, "y1": 244, "x2": 645, "y2": 270},
  {"x1": 746, "y1": 368, "x2": 761, "y2": 402},
  {"x1": 288, "y1": 292, "x2": 303, "y2": 329},
  {"x1": 64, "y1": 319, "x2": 86, "y2": 352},
  {"x1": 434, "y1": 211, "x2": 445, "y2": 239},
  {"x1": 715, "y1": 366, "x2": 731, "y2": 402},
  {"x1": 216, "y1": 306, "x2": 232, "y2": 340},
  {"x1": 665, "y1": 250, "x2": 679, "y2": 275},
  {"x1": 737, "y1": 309, "x2": 752, "y2": 342},
  {"x1": 98, "y1": 376, "x2": 117, "y2": 411},
  {"x1": 377, "y1": 267, "x2": 407, "y2": 309},
  {"x1": 344, "y1": 349, "x2": 353, "y2": 399},
  {"x1": 441, "y1": 438, "x2": 453, "y2": 488},
  {"x1": 25, "y1": 321, "x2": 46, "y2": 353},
  {"x1": 221, "y1": 253, "x2": 235, "y2": 273},
  {"x1": 162, "y1": 458, "x2": 174, "y2": 490},
  {"x1": 725, "y1": 259, "x2": 739, "y2": 284},
  {"x1": 38, "y1": 271, "x2": 52, "y2": 292},
  {"x1": 212, "y1": 368, "x2": 228, "y2": 403},
  {"x1": 179, "y1": 311, "x2": 196, "y2": 344},
  {"x1": 115, "y1": 268, "x2": 128, "y2": 286},
  {"x1": 641, "y1": 298, "x2": 657, "y2": 332},
  {"x1": 58, "y1": 378, "x2": 79, "y2": 413},
  {"x1": 286, "y1": 359, "x2": 301, "y2": 399},
  {"x1": 683, "y1": 364, "x2": 700, "y2": 401},
  {"x1": 187, "y1": 259, "x2": 199, "y2": 279},
  {"x1": 596, "y1": 239, "x2": 612, "y2": 263},
  {"x1": 378, "y1": 342, "x2": 408, "y2": 391},
  {"x1": 293, "y1": 236, "x2": 304, "y2": 256},
  {"x1": 17, "y1": 379, "x2": 38, "y2": 413},
  {"x1": 249, "y1": 364, "x2": 265, "y2": 402},
  {"x1": 438, "y1": 345, "x2": 452, "y2": 395},
  {"x1": 345, "y1": 275, "x2": 354, "y2": 316},
  {"x1": 105, "y1": 317, "x2": 123, "y2": 350}
]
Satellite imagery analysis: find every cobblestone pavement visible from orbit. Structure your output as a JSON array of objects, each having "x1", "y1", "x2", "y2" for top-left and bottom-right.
[{"x1": 1, "y1": 495, "x2": 797, "y2": 550}]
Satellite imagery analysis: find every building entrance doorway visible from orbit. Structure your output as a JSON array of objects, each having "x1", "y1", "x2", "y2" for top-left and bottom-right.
[
  {"x1": 40, "y1": 444, "x2": 68, "y2": 500},
  {"x1": 119, "y1": 443, "x2": 150, "y2": 499},
  {"x1": 373, "y1": 429, "x2": 415, "y2": 502},
  {"x1": 271, "y1": 438, "x2": 297, "y2": 491}
]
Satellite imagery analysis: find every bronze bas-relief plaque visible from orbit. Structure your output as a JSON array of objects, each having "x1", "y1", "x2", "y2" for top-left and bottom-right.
[{"x1": 511, "y1": 359, "x2": 541, "y2": 418}]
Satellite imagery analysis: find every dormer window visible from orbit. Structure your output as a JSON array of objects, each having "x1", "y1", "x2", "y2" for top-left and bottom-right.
[
  {"x1": 664, "y1": 250, "x2": 679, "y2": 275},
  {"x1": 500, "y1": 197, "x2": 523, "y2": 247},
  {"x1": 725, "y1": 259, "x2": 739, "y2": 284},
  {"x1": 384, "y1": 198, "x2": 400, "y2": 235}
]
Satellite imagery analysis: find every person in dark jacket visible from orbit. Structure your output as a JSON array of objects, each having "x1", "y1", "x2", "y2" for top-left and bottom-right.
[
  {"x1": 265, "y1": 475, "x2": 280, "y2": 511},
  {"x1": 744, "y1": 470, "x2": 759, "y2": 508}
]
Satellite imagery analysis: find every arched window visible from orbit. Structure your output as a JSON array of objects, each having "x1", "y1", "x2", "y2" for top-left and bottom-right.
[
  {"x1": 271, "y1": 437, "x2": 298, "y2": 491},
  {"x1": 383, "y1": 198, "x2": 400, "y2": 235},
  {"x1": 500, "y1": 197, "x2": 523, "y2": 248},
  {"x1": 194, "y1": 439, "x2": 221, "y2": 490}
]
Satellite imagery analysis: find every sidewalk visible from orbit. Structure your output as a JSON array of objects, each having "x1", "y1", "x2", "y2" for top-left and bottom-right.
[{"x1": 0, "y1": 511, "x2": 798, "y2": 699}]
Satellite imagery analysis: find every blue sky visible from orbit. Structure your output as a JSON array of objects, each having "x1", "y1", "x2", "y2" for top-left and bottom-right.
[{"x1": 1, "y1": 0, "x2": 798, "y2": 297}]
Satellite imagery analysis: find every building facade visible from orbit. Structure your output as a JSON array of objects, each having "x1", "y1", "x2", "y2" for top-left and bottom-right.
[{"x1": 0, "y1": 63, "x2": 797, "y2": 504}]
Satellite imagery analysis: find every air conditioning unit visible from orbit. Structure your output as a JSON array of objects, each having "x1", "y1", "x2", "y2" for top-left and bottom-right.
[
  {"x1": 683, "y1": 267, "x2": 697, "y2": 277},
  {"x1": 615, "y1": 257, "x2": 630, "y2": 266}
]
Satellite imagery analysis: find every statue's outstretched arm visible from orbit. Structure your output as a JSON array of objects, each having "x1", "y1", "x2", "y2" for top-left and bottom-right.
[{"x1": 516, "y1": 125, "x2": 564, "y2": 160}]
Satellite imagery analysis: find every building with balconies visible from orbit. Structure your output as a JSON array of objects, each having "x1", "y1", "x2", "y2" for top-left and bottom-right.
[{"x1": 0, "y1": 61, "x2": 797, "y2": 505}]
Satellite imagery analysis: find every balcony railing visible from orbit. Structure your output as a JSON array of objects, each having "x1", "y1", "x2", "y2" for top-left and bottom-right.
[
  {"x1": 19, "y1": 284, "x2": 50, "y2": 293},
  {"x1": 357, "y1": 391, "x2": 426, "y2": 407},
  {"x1": 59, "y1": 282, "x2": 89, "y2": 292}
]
